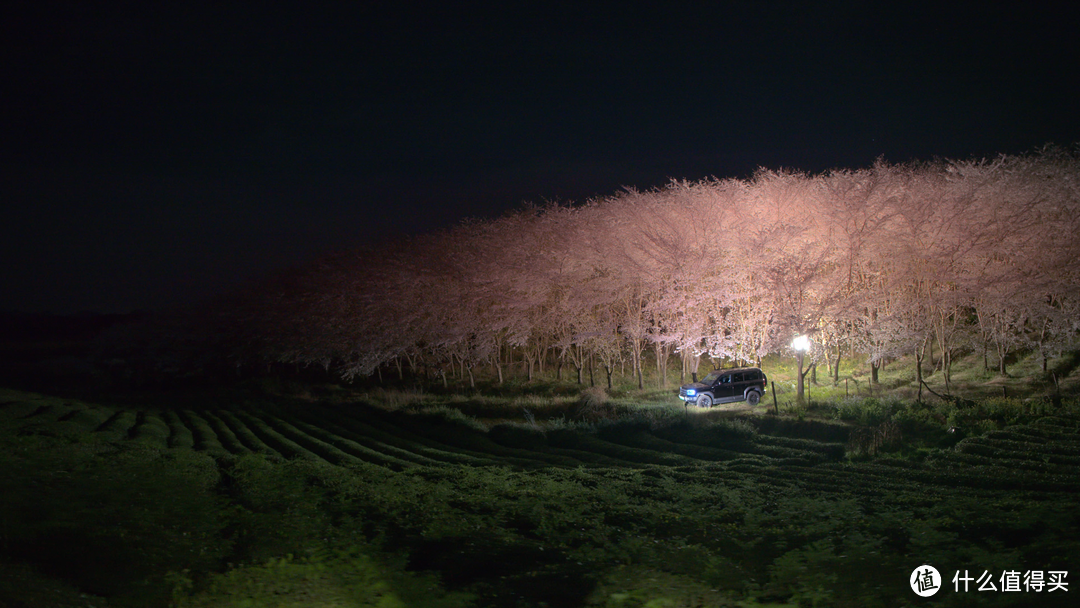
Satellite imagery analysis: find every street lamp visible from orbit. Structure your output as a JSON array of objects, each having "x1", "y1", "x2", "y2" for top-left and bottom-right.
[{"x1": 792, "y1": 335, "x2": 810, "y2": 404}]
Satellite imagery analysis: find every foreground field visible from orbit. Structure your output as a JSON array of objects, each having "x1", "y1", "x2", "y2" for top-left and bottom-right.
[{"x1": 1, "y1": 386, "x2": 1078, "y2": 607}]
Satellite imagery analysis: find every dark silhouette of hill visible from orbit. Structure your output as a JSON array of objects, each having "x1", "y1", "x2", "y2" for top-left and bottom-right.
[{"x1": 0, "y1": 311, "x2": 145, "y2": 343}]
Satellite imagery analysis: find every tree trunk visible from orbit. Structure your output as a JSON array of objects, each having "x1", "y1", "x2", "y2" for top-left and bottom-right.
[
  {"x1": 655, "y1": 343, "x2": 668, "y2": 389},
  {"x1": 870, "y1": 361, "x2": 879, "y2": 385},
  {"x1": 796, "y1": 350, "x2": 805, "y2": 404},
  {"x1": 538, "y1": 337, "x2": 546, "y2": 375},
  {"x1": 943, "y1": 350, "x2": 952, "y2": 394},
  {"x1": 833, "y1": 343, "x2": 841, "y2": 384}
]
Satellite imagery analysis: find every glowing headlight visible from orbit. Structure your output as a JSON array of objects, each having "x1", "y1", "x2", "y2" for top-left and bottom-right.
[{"x1": 686, "y1": 389, "x2": 696, "y2": 396}]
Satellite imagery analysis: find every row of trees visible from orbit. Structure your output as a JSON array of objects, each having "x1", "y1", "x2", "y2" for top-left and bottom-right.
[{"x1": 219, "y1": 148, "x2": 1080, "y2": 392}]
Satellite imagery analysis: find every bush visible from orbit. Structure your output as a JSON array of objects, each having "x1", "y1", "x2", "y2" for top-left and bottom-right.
[
  {"x1": 489, "y1": 422, "x2": 548, "y2": 450},
  {"x1": 830, "y1": 395, "x2": 905, "y2": 425},
  {"x1": 0, "y1": 435, "x2": 229, "y2": 604},
  {"x1": 172, "y1": 548, "x2": 474, "y2": 608},
  {"x1": 575, "y1": 387, "x2": 621, "y2": 422},
  {"x1": 846, "y1": 420, "x2": 903, "y2": 458},
  {"x1": 413, "y1": 405, "x2": 488, "y2": 432},
  {"x1": 752, "y1": 416, "x2": 850, "y2": 443}
]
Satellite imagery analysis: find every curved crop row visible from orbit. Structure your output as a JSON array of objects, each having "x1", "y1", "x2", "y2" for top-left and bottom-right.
[
  {"x1": 258, "y1": 414, "x2": 370, "y2": 466},
  {"x1": 752, "y1": 435, "x2": 847, "y2": 460},
  {"x1": 283, "y1": 415, "x2": 454, "y2": 467},
  {"x1": 971, "y1": 432, "x2": 1080, "y2": 456},
  {"x1": 961, "y1": 436, "x2": 1080, "y2": 458},
  {"x1": 1003, "y1": 425, "x2": 1080, "y2": 442},
  {"x1": 94, "y1": 410, "x2": 138, "y2": 441},
  {"x1": 862, "y1": 458, "x2": 1080, "y2": 493},
  {"x1": 292, "y1": 405, "x2": 499, "y2": 467},
  {"x1": 1032, "y1": 416, "x2": 1080, "y2": 432},
  {"x1": 234, "y1": 411, "x2": 322, "y2": 461},
  {"x1": 162, "y1": 410, "x2": 194, "y2": 449},
  {"x1": 954, "y1": 437, "x2": 1080, "y2": 465},
  {"x1": 0, "y1": 398, "x2": 44, "y2": 420},
  {"x1": 557, "y1": 431, "x2": 698, "y2": 467},
  {"x1": 199, "y1": 411, "x2": 252, "y2": 455},
  {"x1": 945, "y1": 449, "x2": 1080, "y2": 477},
  {"x1": 56, "y1": 405, "x2": 114, "y2": 433},
  {"x1": 395, "y1": 416, "x2": 582, "y2": 468},
  {"x1": 129, "y1": 412, "x2": 171, "y2": 449},
  {"x1": 213, "y1": 410, "x2": 282, "y2": 457},
  {"x1": 599, "y1": 428, "x2": 758, "y2": 463},
  {"x1": 180, "y1": 411, "x2": 229, "y2": 457},
  {"x1": 212, "y1": 412, "x2": 282, "y2": 460}
]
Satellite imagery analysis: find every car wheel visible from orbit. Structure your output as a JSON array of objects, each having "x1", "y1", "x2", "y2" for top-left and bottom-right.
[
  {"x1": 746, "y1": 391, "x2": 761, "y2": 406},
  {"x1": 696, "y1": 394, "x2": 713, "y2": 408}
]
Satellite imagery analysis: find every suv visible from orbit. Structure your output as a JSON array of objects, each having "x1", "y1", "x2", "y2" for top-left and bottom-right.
[{"x1": 679, "y1": 367, "x2": 767, "y2": 407}]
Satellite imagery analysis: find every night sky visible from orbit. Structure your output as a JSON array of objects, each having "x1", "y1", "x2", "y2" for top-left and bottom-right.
[{"x1": 2, "y1": 2, "x2": 1078, "y2": 314}]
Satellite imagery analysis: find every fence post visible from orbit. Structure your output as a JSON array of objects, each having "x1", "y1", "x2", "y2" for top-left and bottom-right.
[
  {"x1": 845, "y1": 378, "x2": 848, "y2": 396},
  {"x1": 772, "y1": 381, "x2": 778, "y2": 415}
]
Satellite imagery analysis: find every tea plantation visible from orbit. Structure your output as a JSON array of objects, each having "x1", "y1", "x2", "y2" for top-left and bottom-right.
[{"x1": 1, "y1": 387, "x2": 1078, "y2": 607}]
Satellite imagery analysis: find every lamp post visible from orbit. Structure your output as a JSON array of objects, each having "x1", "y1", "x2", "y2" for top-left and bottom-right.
[{"x1": 792, "y1": 335, "x2": 810, "y2": 405}]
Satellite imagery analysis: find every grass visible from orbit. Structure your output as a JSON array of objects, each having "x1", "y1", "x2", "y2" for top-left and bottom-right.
[{"x1": 331, "y1": 347, "x2": 1080, "y2": 426}]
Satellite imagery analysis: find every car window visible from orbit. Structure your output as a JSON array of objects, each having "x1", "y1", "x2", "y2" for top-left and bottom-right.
[
  {"x1": 720, "y1": 375, "x2": 731, "y2": 383},
  {"x1": 745, "y1": 370, "x2": 759, "y2": 381},
  {"x1": 732, "y1": 373, "x2": 744, "y2": 382}
]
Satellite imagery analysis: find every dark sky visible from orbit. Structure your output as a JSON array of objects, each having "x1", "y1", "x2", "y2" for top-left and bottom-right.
[{"x1": 2, "y1": 2, "x2": 1077, "y2": 313}]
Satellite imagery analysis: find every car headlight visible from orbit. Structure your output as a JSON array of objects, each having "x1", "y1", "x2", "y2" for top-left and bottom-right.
[{"x1": 686, "y1": 389, "x2": 696, "y2": 396}]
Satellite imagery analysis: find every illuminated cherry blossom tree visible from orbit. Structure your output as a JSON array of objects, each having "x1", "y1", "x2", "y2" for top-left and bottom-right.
[{"x1": 224, "y1": 148, "x2": 1080, "y2": 397}]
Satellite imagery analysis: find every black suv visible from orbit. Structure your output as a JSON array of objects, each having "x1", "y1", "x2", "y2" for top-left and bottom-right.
[{"x1": 679, "y1": 367, "x2": 767, "y2": 407}]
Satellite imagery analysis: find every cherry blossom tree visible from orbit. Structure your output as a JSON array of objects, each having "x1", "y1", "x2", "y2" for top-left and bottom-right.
[{"x1": 216, "y1": 148, "x2": 1080, "y2": 397}]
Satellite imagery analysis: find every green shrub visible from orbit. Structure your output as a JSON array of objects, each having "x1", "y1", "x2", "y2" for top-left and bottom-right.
[
  {"x1": 576, "y1": 386, "x2": 621, "y2": 422},
  {"x1": 489, "y1": 422, "x2": 548, "y2": 450},
  {"x1": 412, "y1": 405, "x2": 488, "y2": 432},
  {"x1": 130, "y1": 412, "x2": 171, "y2": 448},
  {"x1": 222, "y1": 454, "x2": 337, "y2": 564},
  {"x1": 172, "y1": 548, "x2": 474, "y2": 608},
  {"x1": 829, "y1": 394, "x2": 905, "y2": 425},
  {"x1": 0, "y1": 434, "x2": 229, "y2": 604}
]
